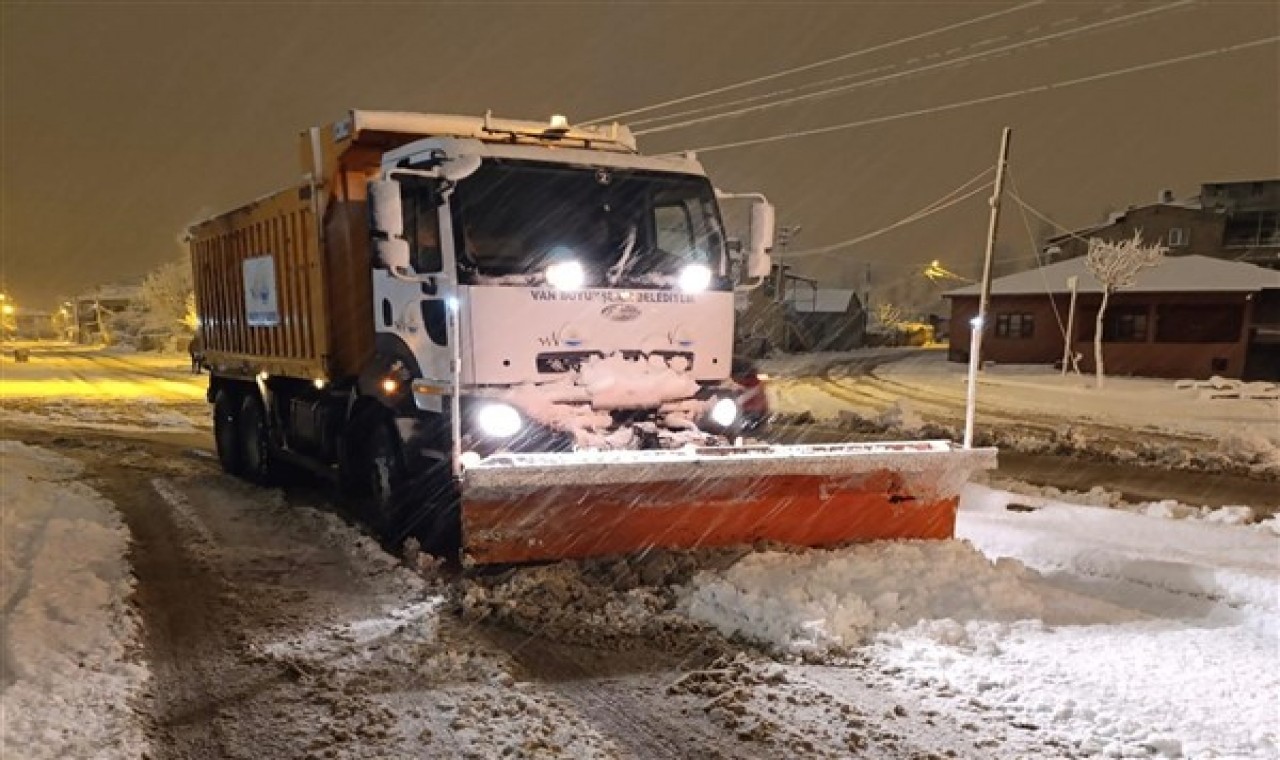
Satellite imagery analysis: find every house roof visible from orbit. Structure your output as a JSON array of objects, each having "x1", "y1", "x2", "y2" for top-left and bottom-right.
[
  {"x1": 944, "y1": 254, "x2": 1280, "y2": 297},
  {"x1": 1044, "y1": 202, "x2": 1213, "y2": 246},
  {"x1": 783, "y1": 285, "x2": 857, "y2": 313}
]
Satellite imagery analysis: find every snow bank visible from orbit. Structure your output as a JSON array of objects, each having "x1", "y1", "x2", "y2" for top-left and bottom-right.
[
  {"x1": 0, "y1": 441, "x2": 149, "y2": 759},
  {"x1": 676, "y1": 480, "x2": 1278, "y2": 758},
  {"x1": 681, "y1": 541, "x2": 1045, "y2": 654},
  {"x1": 961, "y1": 483, "x2": 1280, "y2": 615}
]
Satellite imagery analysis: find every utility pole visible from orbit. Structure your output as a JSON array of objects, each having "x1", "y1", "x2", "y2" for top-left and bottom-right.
[
  {"x1": 1061, "y1": 275, "x2": 1079, "y2": 376},
  {"x1": 773, "y1": 225, "x2": 801, "y2": 303},
  {"x1": 963, "y1": 127, "x2": 1012, "y2": 450}
]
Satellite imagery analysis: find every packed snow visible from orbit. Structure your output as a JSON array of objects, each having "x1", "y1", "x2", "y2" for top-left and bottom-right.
[
  {"x1": 1, "y1": 345, "x2": 207, "y2": 433},
  {"x1": 680, "y1": 483, "x2": 1280, "y2": 758},
  {"x1": 766, "y1": 348, "x2": 1280, "y2": 478},
  {"x1": 0, "y1": 441, "x2": 150, "y2": 759}
]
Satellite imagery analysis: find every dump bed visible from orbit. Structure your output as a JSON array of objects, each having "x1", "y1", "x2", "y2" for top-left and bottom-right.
[
  {"x1": 190, "y1": 184, "x2": 349, "y2": 380},
  {"x1": 189, "y1": 110, "x2": 639, "y2": 382}
]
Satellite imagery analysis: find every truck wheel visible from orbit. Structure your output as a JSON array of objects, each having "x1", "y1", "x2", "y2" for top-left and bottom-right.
[
  {"x1": 409, "y1": 460, "x2": 462, "y2": 561},
  {"x1": 213, "y1": 389, "x2": 243, "y2": 476},
  {"x1": 238, "y1": 394, "x2": 275, "y2": 484},
  {"x1": 363, "y1": 419, "x2": 407, "y2": 533}
]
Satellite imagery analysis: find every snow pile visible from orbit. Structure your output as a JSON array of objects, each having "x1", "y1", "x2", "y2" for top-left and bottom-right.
[
  {"x1": 456, "y1": 550, "x2": 741, "y2": 651},
  {"x1": 579, "y1": 352, "x2": 699, "y2": 409},
  {"x1": 681, "y1": 541, "x2": 1045, "y2": 655},
  {"x1": 892, "y1": 482, "x2": 1280, "y2": 758},
  {"x1": 0, "y1": 441, "x2": 149, "y2": 759},
  {"x1": 1217, "y1": 430, "x2": 1280, "y2": 472},
  {"x1": 990, "y1": 478, "x2": 1273, "y2": 525},
  {"x1": 876, "y1": 400, "x2": 924, "y2": 432}
]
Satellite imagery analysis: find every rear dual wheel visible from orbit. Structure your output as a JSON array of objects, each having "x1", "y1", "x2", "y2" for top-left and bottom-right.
[
  {"x1": 238, "y1": 394, "x2": 276, "y2": 484},
  {"x1": 213, "y1": 389, "x2": 243, "y2": 476}
]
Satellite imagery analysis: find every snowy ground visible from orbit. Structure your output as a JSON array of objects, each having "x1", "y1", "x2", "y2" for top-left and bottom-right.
[
  {"x1": 0, "y1": 343, "x2": 207, "y2": 433},
  {"x1": 3, "y1": 344, "x2": 1278, "y2": 758},
  {"x1": 765, "y1": 347, "x2": 1280, "y2": 480},
  {"x1": 0, "y1": 441, "x2": 150, "y2": 759}
]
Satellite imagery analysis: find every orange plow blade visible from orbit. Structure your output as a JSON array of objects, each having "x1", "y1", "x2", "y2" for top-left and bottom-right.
[{"x1": 460, "y1": 441, "x2": 997, "y2": 565}]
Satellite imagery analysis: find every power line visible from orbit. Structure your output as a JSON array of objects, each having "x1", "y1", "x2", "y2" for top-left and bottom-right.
[
  {"x1": 783, "y1": 168, "x2": 995, "y2": 260},
  {"x1": 579, "y1": 1, "x2": 1044, "y2": 126},
  {"x1": 637, "y1": 0, "x2": 1193, "y2": 137},
  {"x1": 677, "y1": 35, "x2": 1280, "y2": 155},
  {"x1": 1007, "y1": 171, "x2": 1072, "y2": 345}
]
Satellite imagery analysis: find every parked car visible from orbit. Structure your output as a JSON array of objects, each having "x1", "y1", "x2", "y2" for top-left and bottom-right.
[{"x1": 732, "y1": 355, "x2": 770, "y2": 431}]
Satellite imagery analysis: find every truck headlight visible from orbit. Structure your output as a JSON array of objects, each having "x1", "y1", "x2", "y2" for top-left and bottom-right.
[
  {"x1": 546, "y1": 260, "x2": 585, "y2": 291},
  {"x1": 476, "y1": 403, "x2": 522, "y2": 437},
  {"x1": 710, "y1": 397, "x2": 738, "y2": 427},
  {"x1": 679, "y1": 264, "x2": 712, "y2": 293}
]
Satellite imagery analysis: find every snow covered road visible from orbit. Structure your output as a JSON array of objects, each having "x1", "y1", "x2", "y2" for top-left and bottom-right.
[
  {"x1": 2, "y1": 346, "x2": 1278, "y2": 758},
  {"x1": 0, "y1": 344, "x2": 208, "y2": 434}
]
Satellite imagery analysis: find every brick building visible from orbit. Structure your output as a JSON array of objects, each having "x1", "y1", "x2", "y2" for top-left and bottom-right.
[
  {"x1": 1045, "y1": 180, "x2": 1280, "y2": 270},
  {"x1": 946, "y1": 255, "x2": 1280, "y2": 381}
]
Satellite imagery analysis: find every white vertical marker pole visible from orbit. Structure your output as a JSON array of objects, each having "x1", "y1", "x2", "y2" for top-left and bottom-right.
[{"x1": 963, "y1": 127, "x2": 1012, "y2": 449}]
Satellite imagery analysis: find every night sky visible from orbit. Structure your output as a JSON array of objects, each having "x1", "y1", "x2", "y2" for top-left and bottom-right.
[{"x1": 3, "y1": 2, "x2": 1277, "y2": 309}]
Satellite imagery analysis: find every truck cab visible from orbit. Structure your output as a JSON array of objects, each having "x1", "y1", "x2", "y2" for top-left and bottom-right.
[{"x1": 361, "y1": 125, "x2": 775, "y2": 476}]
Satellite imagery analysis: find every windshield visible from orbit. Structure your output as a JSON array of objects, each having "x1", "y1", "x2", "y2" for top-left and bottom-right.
[{"x1": 450, "y1": 160, "x2": 727, "y2": 289}]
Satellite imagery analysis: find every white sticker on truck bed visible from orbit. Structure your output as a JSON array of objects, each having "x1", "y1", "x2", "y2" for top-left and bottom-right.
[{"x1": 243, "y1": 255, "x2": 280, "y2": 327}]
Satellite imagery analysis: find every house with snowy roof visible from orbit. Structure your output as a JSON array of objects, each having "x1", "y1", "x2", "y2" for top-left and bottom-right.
[
  {"x1": 1044, "y1": 180, "x2": 1280, "y2": 270},
  {"x1": 944, "y1": 255, "x2": 1280, "y2": 381},
  {"x1": 1044, "y1": 179, "x2": 1280, "y2": 271}
]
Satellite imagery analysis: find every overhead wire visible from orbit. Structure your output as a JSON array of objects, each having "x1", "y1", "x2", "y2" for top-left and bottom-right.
[
  {"x1": 579, "y1": 1, "x2": 1045, "y2": 126},
  {"x1": 636, "y1": 0, "x2": 1193, "y2": 137},
  {"x1": 782, "y1": 166, "x2": 995, "y2": 260},
  {"x1": 1006, "y1": 170, "x2": 1072, "y2": 348},
  {"x1": 676, "y1": 35, "x2": 1280, "y2": 155}
]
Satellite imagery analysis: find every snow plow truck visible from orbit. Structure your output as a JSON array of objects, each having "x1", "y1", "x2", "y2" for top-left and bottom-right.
[{"x1": 187, "y1": 110, "x2": 996, "y2": 564}]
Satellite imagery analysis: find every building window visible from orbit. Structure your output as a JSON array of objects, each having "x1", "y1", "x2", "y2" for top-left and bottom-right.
[
  {"x1": 1104, "y1": 306, "x2": 1148, "y2": 342},
  {"x1": 1224, "y1": 211, "x2": 1280, "y2": 248},
  {"x1": 995, "y1": 313, "x2": 1035, "y2": 339},
  {"x1": 1156, "y1": 304, "x2": 1243, "y2": 343},
  {"x1": 1167, "y1": 227, "x2": 1188, "y2": 247}
]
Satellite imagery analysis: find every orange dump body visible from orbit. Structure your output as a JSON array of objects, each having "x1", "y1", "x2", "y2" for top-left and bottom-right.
[{"x1": 460, "y1": 441, "x2": 997, "y2": 565}]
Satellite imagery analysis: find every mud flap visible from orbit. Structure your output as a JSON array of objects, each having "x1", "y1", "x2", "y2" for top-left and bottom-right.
[{"x1": 460, "y1": 441, "x2": 997, "y2": 564}]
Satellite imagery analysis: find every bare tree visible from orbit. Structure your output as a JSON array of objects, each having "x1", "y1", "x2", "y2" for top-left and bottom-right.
[{"x1": 1084, "y1": 231, "x2": 1166, "y2": 388}]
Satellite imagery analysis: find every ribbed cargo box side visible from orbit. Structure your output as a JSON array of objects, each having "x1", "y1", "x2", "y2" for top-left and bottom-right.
[{"x1": 189, "y1": 185, "x2": 330, "y2": 381}]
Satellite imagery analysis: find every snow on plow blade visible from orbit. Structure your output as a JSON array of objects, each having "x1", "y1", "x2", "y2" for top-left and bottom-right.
[{"x1": 460, "y1": 441, "x2": 997, "y2": 564}]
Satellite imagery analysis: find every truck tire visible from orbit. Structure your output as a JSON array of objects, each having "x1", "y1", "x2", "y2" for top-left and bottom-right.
[
  {"x1": 213, "y1": 389, "x2": 243, "y2": 476},
  {"x1": 362, "y1": 418, "x2": 408, "y2": 534},
  {"x1": 404, "y1": 459, "x2": 462, "y2": 561},
  {"x1": 238, "y1": 394, "x2": 276, "y2": 484}
]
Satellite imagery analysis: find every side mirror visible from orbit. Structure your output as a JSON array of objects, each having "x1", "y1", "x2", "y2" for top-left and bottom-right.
[
  {"x1": 367, "y1": 179, "x2": 404, "y2": 239},
  {"x1": 439, "y1": 154, "x2": 482, "y2": 183},
  {"x1": 375, "y1": 238, "x2": 412, "y2": 272},
  {"x1": 747, "y1": 199, "x2": 775, "y2": 280}
]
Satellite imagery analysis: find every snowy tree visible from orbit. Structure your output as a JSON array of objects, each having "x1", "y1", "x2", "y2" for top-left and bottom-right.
[
  {"x1": 113, "y1": 258, "x2": 196, "y2": 349},
  {"x1": 1084, "y1": 231, "x2": 1166, "y2": 389}
]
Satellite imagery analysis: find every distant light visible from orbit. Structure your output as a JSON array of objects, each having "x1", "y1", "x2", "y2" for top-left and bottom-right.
[
  {"x1": 256, "y1": 370, "x2": 269, "y2": 381},
  {"x1": 970, "y1": 316, "x2": 984, "y2": 329},
  {"x1": 679, "y1": 264, "x2": 712, "y2": 293},
  {"x1": 459, "y1": 451, "x2": 483, "y2": 469},
  {"x1": 313, "y1": 378, "x2": 327, "y2": 390},
  {"x1": 548, "y1": 114, "x2": 570, "y2": 131},
  {"x1": 381, "y1": 377, "x2": 399, "y2": 394}
]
